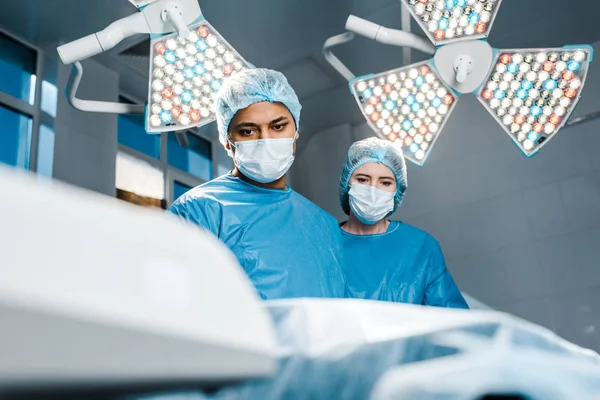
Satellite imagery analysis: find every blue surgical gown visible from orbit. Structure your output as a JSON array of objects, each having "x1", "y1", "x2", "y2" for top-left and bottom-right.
[
  {"x1": 168, "y1": 173, "x2": 346, "y2": 300},
  {"x1": 341, "y1": 221, "x2": 468, "y2": 308}
]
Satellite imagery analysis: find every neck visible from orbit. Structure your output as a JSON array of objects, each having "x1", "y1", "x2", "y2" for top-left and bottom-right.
[
  {"x1": 342, "y1": 212, "x2": 389, "y2": 235},
  {"x1": 232, "y1": 167, "x2": 288, "y2": 190}
]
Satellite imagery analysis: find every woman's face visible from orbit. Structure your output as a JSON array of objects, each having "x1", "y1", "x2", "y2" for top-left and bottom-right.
[{"x1": 350, "y1": 162, "x2": 397, "y2": 193}]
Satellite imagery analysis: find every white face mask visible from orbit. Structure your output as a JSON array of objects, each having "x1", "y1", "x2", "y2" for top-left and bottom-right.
[
  {"x1": 349, "y1": 183, "x2": 395, "y2": 225},
  {"x1": 230, "y1": 137, "x2": 296, "y2": 184}
]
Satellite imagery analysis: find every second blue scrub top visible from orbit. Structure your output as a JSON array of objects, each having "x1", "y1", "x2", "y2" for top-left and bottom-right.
[
  {"x1": 168, "y1": 173, "x2": 346, "y2": 300},
  {"x1": 341, "y1": 221, "x2": 468, "y2": 308}
]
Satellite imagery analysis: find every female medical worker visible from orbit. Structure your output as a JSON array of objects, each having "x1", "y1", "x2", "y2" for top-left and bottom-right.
[
  {"x1": 169, "y1": 68, "x2": 346, "y2": 300},
  {"x1": 338, "y1": 137, "x2": 468, "y2": 308}
]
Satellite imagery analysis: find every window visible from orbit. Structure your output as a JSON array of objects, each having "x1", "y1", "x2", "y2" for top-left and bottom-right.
[
  {"x1": 116, "y1": 151, "x2": 165, "y2": 209},
  {"x1": 117, "y1": 97, "x2": 161, "y2": 159},
  {"x1": 118, "y1": 114, "x2": 161, "y2": 158},
  {"x1": 173, "y1": 181, "x2": 193, "y2": 203},
  {"x1": 116, "y1": 100, "x2": 213, "y2": 207},
  {"x1": 40, "y1": 53, "x2": 59, "y2": 118},
  {"x1": 168, "y1": 131, "x2": 212, "y2": 181},
  {"x1": 0, "y1": 104, "x2": 32, "y2": 168},
  {"x1": 0, "y1": 32, "x2": 36, "y2": 104},
  {"x1": 0, "y1": 32, "x2": 55, "y2": 177},
  {"x1": 41, "y1": 80, "x2": 58, "y2": 118},
  {"x1": 36, "y1": 124, "x2": 55, "y2": 178},
  {"x1": 217, "y1": 163, "x2": 231, "y2": 177}
]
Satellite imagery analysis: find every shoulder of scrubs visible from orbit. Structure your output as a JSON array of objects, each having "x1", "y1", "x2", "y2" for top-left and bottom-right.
[
  {"x1": 292, "y1": 190, "x2": 341, "y2": 229},
  {"x1": 291, "y1": 189, "x2": 348, "y2": 288},
  {"x1": 292, "y1": 190, "x2": 345, "y2": 243},
  {"x1": 418, "y1": 228, "x2": 469, "y2": 309},
  {"x1": 167, "y1": 174, "x2": 236, "y2": 237}
]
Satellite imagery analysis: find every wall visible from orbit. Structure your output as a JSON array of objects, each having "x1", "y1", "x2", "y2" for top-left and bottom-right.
[
  {"x1": 53, "y1": 58, "x2": 119, "y2": 196},
  {"x1": 293, "y1": 43, "x2": 600, "y2": 352},
  {"x1": 292, "y1": 124, "x2": 350, "y2": 206}
]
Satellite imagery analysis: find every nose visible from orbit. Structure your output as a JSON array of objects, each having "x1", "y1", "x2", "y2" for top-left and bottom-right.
[{"x1": 258, "y1": 126, "x2": 274, "y2": 140}]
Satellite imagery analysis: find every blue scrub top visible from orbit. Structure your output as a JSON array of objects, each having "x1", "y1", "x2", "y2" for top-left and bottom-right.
[
  {"x1": 341, "y1": 221, "x2": 468, "y2": 308},
  {"x1": 168, "y1": 173, "x2": 346, "y2": 300}
]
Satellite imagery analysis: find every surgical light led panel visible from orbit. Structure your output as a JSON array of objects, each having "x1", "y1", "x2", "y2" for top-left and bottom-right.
[
  {"x1": 147, "y1": 20, "x2": 253, "y2": 133},
  {"x1": 403, "y1": 0, "x2": 503, "y2": 46},
  {"x1": 350, "y1": 61, "x2": 458, "y2": 165},
  {"x1": 476, "y1": 47, "x2": 592, "y2": 157}
]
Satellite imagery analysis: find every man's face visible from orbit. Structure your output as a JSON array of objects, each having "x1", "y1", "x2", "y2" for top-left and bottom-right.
[{"x1": 226, "y1": 101, "x2": 297, "y2": 153}]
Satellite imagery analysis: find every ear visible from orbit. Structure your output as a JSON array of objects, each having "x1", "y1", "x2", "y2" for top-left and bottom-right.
[
  {"x1": 224, "y1": 140, "x2": 235, "y2": 157},
  {"x1": 294, "y1": 131, "x2": 300, "y2": 140}
]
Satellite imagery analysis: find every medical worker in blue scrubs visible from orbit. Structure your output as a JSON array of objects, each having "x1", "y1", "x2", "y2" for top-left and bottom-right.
[
  {"x1": 168, "y1": 68, "x2": 345, "y2": 300},
  {"x1": 338, "y1": 137, "x2": 468, "y2": 308}
]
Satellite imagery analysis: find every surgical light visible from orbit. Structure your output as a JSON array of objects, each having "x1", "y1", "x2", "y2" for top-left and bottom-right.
[
  {"x1": 323, "y1": 0, "x2": 594, "y2": 165},
  {"x1": 56, "y1": 0, "x2": 252, "y2": 134},
  {"x1": 477, "y1": 47, "x2": 593, "y2": 156},
  {"x1": 147, "y1": 21, "x2": 251, "y2": 132},
  {"x1": 403, "y1": 0, "x2": 502, "y2": 46},
  {"x1": 351, "y1": 61, "x2": 458, "y2": 164}
]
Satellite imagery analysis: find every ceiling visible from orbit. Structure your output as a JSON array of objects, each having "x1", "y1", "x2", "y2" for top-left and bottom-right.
[{"x1": 2, "y1": 0, "x2": 600, "y2": 140}]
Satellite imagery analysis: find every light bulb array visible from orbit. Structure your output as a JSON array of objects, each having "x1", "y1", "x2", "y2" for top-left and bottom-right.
[
  {"x1": 146, "y1": 20, "x2": 253, "y2": 133},
  {"x1": 477, "y1": 47, "x2": 592, "y2": 156},
  {"x1": 351, "y1": 61, "x2": 458, "y2": 165}
]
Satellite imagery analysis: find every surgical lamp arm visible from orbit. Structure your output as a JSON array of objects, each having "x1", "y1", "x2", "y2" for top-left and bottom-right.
[
  {"x1": 56, "y1": 0, "x2": 201, "y2": 115},
  {"x1": 67, "y1": 62, "x2": 146, "y2": 114},
  {"x1": 57, "y1": 0, "x2": 201, "y2": 65},
  {"x1": 345, "y1": 15, "x2": 435, "y2": 55},
  {"x1": 322, "y1": 33, "x2": 357, "y2": 81},
  {"x1": 323, "y1": 15, "x2": 436, "y2": 83},
  {"x1": 58, "y1": 12, "x2": 149, "y2": 114},
  {"x1": 57, "y1": 12, "x2": 150, "y2": 65}
]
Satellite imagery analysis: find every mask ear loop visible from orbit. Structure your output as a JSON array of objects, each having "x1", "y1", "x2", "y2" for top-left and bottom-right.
[{"x1": 226, "y1": 137, "x2": 237, "y2": 158}]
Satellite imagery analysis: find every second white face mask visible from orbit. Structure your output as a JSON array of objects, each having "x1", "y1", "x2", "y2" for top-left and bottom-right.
[
  {"x1": 232, "y1": 138, "x2": 295, "y2": 184},
  {"x1": 349, "y1": 183, "x2": 395, "y2": 225}
]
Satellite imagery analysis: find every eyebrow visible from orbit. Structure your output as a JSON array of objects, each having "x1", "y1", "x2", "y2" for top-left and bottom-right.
[
  {"x1": 232, "y1": 122, "x2": 259, "y2": 130},
  {"x1": 355, "y1": 173, "x2": 394, "y2": 180},
  {"x1": 232, "y1": 116, "x2": 289, "y2": 131},
  {"x1": 269, "y1": 116, "x2": 289, "y2": 125}
]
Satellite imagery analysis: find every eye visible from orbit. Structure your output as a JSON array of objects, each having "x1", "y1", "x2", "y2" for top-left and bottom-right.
[
  {"x1": 239, "y1": 129, "x2": 256, "y2": 136},
  {"x1": 382, "y1": 181, "x2": 393, "y2": 187},
  {"x1": 272, "y1": 123, "x2": 287, "y2": 131},
  {"x1": 357, "y1": 177, "x2": 368, "y2": 184}
]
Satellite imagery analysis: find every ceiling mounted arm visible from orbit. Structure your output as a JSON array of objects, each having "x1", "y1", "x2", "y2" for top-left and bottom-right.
[
  {"x1": 67, "y1": 62, "x2": 146, "y2": 114},
  {"x1": 56, "y1": 0, "x2": 202, "y2": 117},
  {"x1": 345, "y1": 15, "x2": 435, "y2": 55},
  {"x1": 400, "y1": 2, "x2": 413, "y2": 65},
  {"x1": 57, "y1": 12, "x2": 150, "y2": 65},
  {"x1": 57, "y1": 0, "x2": 201, "y2": 65},
  {"x1": 322, "y1": 32, "x2": 357, "y2": 82}
]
